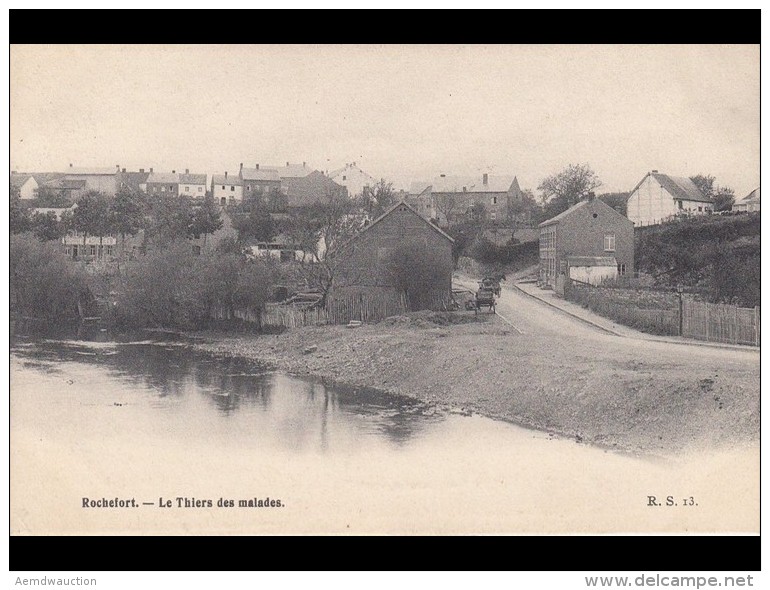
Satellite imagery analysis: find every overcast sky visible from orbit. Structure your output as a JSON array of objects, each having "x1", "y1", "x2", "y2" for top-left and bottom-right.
[{"x1": 10, "y1": 44, "x2": 760, "y2": 197}]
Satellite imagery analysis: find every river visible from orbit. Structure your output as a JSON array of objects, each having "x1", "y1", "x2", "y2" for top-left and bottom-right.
[{"x1": 10, "y1": 336, "x2": 758, "y2": 534}]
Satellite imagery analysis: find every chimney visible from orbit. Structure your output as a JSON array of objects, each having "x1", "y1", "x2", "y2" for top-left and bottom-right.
[
  {"x1": 69, "y1": 163, "x2": 73, "y2": 168},
  {"x1": 116, "y1": 164, "x2": 120, "y2": 169},
  {"x1": 150, "y1": 167, "x2": 153, "y2": 174},
  {"x1": 185, "y1": 168, "x2": 189, "y2": 174},
  {"x1": 139, "y1": 168, "x2": 145, "y2": 173},
  {"x1": 303, "y1": 161, "x2": 306, "y2": 167},
  {"x1": 240, "y1": 163, "x2": 243, "y2": 172},
  {"x1": 440, "y1": 174, "x2": 446, "y2": 178},
  {"x1": 225, "y1": 171, "x2": 228, "y2": 179},
  {"x1": 172, "y1": 170, "x2": 176, "y2": 174},
  {"x1": 286, "y1": 162, "x2": 289, "y2": 167},
  {"x1": 255, "y1": 164, "x2": 259, "y2": 170},
  {"x1": 483, "y1": 173, "x2": 489, "y2": 185},
  {"x1": 122, "y1": 168, "x2": 126, "y2": 173},
  {"x1": 651, "y1": 170, "x2": 659, "y2": 174}
]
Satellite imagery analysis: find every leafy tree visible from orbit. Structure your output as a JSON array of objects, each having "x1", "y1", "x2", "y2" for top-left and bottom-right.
[
  {"x1": 386, "y1": 242, "x2": 450, "y2": 311},
  {"x1": 10, "y1": 194, "x2": 31, "y2": 234},
  {"x1": 146, "y1": 193, "x2": 195, "y2": 248},
  {"x1": 72, "y1": 191, "x2": 113, "y2": 247},
  {"x1": 30, "y1": 211, "x2": 66, "y2": 242},
  {"x1": 229, "y1": 203, "x2": 275, "y2": 243},
  {"x1": 537, "y1": 163, "x2": 602, "y2": 217},
  {"x1": 598, "y1": 192, "x2": 630, "y2": 216},
  {"x1": 110, "y1": 188, "x2": 147, "y2": 249},
  {"x1": 10, "y1": 233, "x2": 89, "y2": 325},
  {"x1": 34, "y1": 186, "x2": 73, "y2": 208},
  {"x1": 190, "y1": 195, "x2": 223, "y2": 246},
  {"x1": 360, "y1": 179, "x2": 396, "y2": 218},
  {"x1": 689, "y1": 174, "x2": 735, "y2": 212}
]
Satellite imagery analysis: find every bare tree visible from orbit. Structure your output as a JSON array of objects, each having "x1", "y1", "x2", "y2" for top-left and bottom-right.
[{"x1": 433, "y1": 193, "x2": 459, "y2": 227}]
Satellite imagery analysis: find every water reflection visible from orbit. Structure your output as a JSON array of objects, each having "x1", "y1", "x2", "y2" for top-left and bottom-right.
[{"x1": 11, "y1": 337, "x2": 440, "y2": 453}]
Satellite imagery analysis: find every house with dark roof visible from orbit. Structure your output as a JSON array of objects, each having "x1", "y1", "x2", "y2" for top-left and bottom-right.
[
  {"x1": 539, "y1": 197, "x2": 634, "y2": 289},
  {"x1": 41, "y1": 177, "x2": 87, "y2": 202},
  {"x1": 626, "y1": 170, "x2": 713, "y2": 226},
  {"x1": 330, "y1": 201, "x2": 454, "y2": 311},
  {"x1": 239, "y1": 163, "x2": 281, "y2": 202},
  {"x1": 145, "y1": 171, "x2": 181, "y2": 197},
  {"x1": 734, "y1": 187, "x2": 760, "y2": 213},
  {"x1": 409, "y1": 173, "x2": 525, "y2": 227},
  {"x1": 283, "y1": 170, "x2": 347, "y2": 208}
]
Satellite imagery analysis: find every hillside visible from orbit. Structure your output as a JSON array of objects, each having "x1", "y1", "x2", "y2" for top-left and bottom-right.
[{"x1": 635, "y1": 213, "x2": 760, "y2": 307}]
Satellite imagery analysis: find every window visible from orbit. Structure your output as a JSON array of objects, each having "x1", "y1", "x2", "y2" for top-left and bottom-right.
[
  {"x1": 492, "y1": 196, "x2": 497, "y2": 205},
  {"x1": 677, "y1": 200, "x2": 683, "y2": 210},
  {"x1": 185, "y1": 186, "x2": 189, "y2": 192},
  {"x1": 230, "y1": 186, "x2": 235, "y2": 192},
  {"x1": 490, "y1": 212, "x2": 496, "y2": 220},
  {"x1": 192, "y1": 245, "x2": 201, "y2": 256},
  {"x1": 221, "y1": 197, "x2": 227, "y2": 206},
  {"x1": 169, "y1": 185, "x2": 174, "y2": 191},
  {"x1": 604, "y1": 234, "x2": 616, "y2": 252},
  {"x1": 618, "y1": 263, "x2": 626, "y2": 275},
  {"x1": 698, "y1": 206, "x2": 703, "y2": 212},
  {"x1": 343, "y1": 175, "x2": 346, "y2": 181},
  {"x1": 161, "y1": 186, "x2": 166, "y2": 192},
  {"x1": 198, "y1": 186, "x2": 202, "y2": 192},
  {"x1": 89, "y1": 245, "x2": 97, "y2": 256},
  {"x1": 222, "y1": 185, "x2": 225, "y2": 190},
  {"x1": 106, "y1": 245, "x2": 113, "y2": 256},
  {"x1": 246, "y1": 185, "x2": 251, "y2": 190}
]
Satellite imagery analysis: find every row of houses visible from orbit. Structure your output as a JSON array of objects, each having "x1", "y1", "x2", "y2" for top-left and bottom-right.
[{"x1": 12, "y1": 160, "x2": 369, "y2": 208}]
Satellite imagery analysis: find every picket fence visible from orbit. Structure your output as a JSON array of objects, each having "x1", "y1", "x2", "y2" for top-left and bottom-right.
[{"x1": 682, "y1": 299, "x2": 760, "y2": 346}]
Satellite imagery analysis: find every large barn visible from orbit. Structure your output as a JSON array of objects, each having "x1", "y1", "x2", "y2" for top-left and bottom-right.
[{"x1": 331, "y1": 201, "x2": 454, "y2": 311}]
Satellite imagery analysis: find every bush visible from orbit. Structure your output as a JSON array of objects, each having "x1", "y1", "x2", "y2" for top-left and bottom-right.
[{"x1": 10, "y1": 233, "x2": 89, "y2": 326}]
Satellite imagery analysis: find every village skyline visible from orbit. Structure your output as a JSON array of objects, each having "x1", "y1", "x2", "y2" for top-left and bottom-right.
[{"x1": 10, "y1": 44, "x2": 759, "y2": 197}]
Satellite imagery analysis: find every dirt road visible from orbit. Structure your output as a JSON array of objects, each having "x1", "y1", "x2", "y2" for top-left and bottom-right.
[{"x1": 195, "y1": 281, "x2": 759, "y2": 456}]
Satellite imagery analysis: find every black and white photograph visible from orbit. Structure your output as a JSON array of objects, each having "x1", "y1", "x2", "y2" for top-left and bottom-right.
[{"x1": 9, "y1": 42, "x2": 760, "y2": 541}]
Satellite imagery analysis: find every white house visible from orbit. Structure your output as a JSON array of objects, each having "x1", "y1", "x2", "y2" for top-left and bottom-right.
[
  {"x1": 179, "y1": 171, "x2": 208, "y2": 198},
  {"x1": 328, "y1": 162, "x2": 378, "y2": 197},
  {"x1": 211, "y1": 172, "x2": 243, "y2": 205},
  {"x1": 734, "y1": 187, "x2": 760, "y2": 213},
  {"x1": 626, "y1": 171, "x2": 713, "y2": 226},
  {"x1": 10, "y1": 173, "x2": 39, "y2": 200}
]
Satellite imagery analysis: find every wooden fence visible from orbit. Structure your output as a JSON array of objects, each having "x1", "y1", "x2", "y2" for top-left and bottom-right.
[
  {"x1": 211, "y1": 289, "x2": 451, "y2": 330},
  {"x1": 682, "y1": 299, "x2": 760, "y2": 346}
]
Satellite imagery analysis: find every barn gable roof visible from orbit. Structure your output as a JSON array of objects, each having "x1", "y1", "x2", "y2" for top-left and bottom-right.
[
  {"x1": 629, "y1": 171, "x2": 712, "y2": 203},
  {"x1": 334, "y1": 200, "x2": 454, "y2": 257}
]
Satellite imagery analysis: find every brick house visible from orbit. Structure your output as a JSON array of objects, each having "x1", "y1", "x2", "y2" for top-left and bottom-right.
[
  {"x1": 331, "y1": 201, "x2": 454, "y2": 310},
  {"x1": 626, "y1": 170, "x2": 713, "y2": 226},
  {"x1": 239, "y1": 163, "x2": 281, "y2": 203},
  {"x1": 539, "y1": 197, "x2": 634, "y2": 289},
  {"x1": 409, "y1": 173, "x2": 525, "y2": 227},
  {"x1": 145, "y1": 171, "x2": 180, "y2": 197}
]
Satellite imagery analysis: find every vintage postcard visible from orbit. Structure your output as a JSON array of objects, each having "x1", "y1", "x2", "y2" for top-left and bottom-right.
[{"x1": 9, "y1": 44, "x2": 759, "y2": 536}]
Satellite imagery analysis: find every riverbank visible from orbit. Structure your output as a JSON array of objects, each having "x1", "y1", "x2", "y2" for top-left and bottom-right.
[{"x1": 192, "y1": 309, "x2": 760, "y2": 456}]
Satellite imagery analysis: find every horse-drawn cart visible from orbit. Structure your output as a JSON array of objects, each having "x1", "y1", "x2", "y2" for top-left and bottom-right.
[{"x1": 474, "y1": 287, "x2": 496, "y2": 314}]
